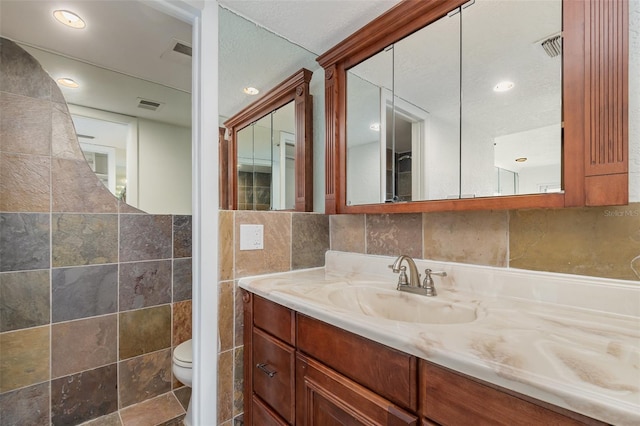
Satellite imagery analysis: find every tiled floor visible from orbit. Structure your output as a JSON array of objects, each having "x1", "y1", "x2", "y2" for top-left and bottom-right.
[{"x1": 80, "y1": 390, "x2": 188, "y2": 426}]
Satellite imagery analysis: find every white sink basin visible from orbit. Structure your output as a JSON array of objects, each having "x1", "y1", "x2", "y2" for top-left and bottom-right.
[{"x1": 326, "y1": 286, "x2": 478, "y2": 324}]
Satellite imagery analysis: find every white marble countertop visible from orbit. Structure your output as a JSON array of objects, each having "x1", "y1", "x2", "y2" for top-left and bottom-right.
[{"x1": 239, "y1": 251, "x2": 640, "y2": 425}]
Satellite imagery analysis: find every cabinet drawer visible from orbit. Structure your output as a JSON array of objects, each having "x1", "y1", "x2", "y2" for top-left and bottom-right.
[
  {"x1": 254, "y1": 295, "x2": 295, "y2": 345},
  {"x1": 419, "y1": 360, "x2": 604, "y2": 426},
  {"x1": 297, "y1": 314, "x2": 417, "y2": 411},
  {"x1": 252, "y1": 328, "x2": 295, "y2": 423},
  {"x1": 252, "y1": 395, "x2": 289, "y2": 426}
]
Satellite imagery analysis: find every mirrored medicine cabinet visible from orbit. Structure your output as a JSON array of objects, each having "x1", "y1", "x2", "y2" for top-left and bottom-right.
[
  {"x1": 224, "y1": 68, "x2": 313, "y2": 212},
  {"x1": 318, "y1": 0, "x2": 628, "y2": 214}
]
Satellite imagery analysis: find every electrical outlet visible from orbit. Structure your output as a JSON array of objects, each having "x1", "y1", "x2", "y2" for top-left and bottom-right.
[{"x1": 240, "y1": 224, "x2": 264, "y2": 250}]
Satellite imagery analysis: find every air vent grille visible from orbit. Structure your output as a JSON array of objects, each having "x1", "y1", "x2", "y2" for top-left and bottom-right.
[
  {"x1": 137, "y1": 98, "x2": 164, "y2": 112},
  {"x1": 541, "y1": 35, "x2": 562, "y2": 58},
  {"x1": 173, "y1": 42, "x2": 192, "y2": 57}
]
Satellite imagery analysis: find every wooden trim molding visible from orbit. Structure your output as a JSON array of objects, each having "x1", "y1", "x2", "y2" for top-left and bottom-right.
[
  {"x1": 318, "y1": 0, "x2": 629, "y2": 214},
  {"x1": 224, "y1": 68, "x2": 314, "y2": 211}
]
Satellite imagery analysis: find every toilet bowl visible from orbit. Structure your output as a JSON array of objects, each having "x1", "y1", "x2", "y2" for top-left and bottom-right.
[{"x1": 172, "y1": 339, "x2": 193, "y2": 426}]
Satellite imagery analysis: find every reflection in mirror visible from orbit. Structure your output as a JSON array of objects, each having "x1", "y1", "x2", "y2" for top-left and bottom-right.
[{"x1": 345, "y1": 0, "x2": 561, "y2": 205}]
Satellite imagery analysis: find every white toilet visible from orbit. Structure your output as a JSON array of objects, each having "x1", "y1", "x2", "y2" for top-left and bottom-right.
[{"x1": 172, "y1": 339, "x2": 193, "y2": 426}]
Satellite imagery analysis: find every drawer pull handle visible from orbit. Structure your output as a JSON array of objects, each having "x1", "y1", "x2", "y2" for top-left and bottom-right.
[{"x1": 256, "y1": 363, "x2": 277, "y2": 378}]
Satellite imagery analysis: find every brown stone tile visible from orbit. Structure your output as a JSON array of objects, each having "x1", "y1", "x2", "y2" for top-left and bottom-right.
[
  {"x1": 52, "y1": 213, "x2": 118, "y2": 267},
  {"x1": 510, "y1": 204, "x2": 640, "y2": 280},
  {"x1": 80, "y1": 411, "x2": 123, "y2": 426},
  {"x1": 51, "y1": 364, "x2": 118, "y2": 426},
  {"x1": 0, "y1": 325, "x2": 49, "y2": 393},
  {"x1": 173, "y1": 215, "x2": 192, "y2": 258},
  {"x1": 119, "y1": 260, "x2": 172, "y2": 311},
  {"x1": 366, "y1": 213, "x2": 423, "y2": 258},
  {"x1": 0, "y1": 39, "x2": 51, "y2": 99},
  {"x1": 235, "y1": 211, "x2": 291, "y2": 278},
  {"x1": 0, "y1": 92, "x2": 51, "y2": 156},
  {"x1": 0, "y1": 270, "x2": 50, "y2": 332},
  {"x1": 219, "y1": 210, "x2": 234, "y2": 281},
  {"x1": 330, "y1": 214, "x2": 366, "y2": 253},
  {"x1": 0, "y1": 213, "x2": 50, "y2": 272},
  {"x1": 52, "y1": 102, "x2": 84, "y2": 160},
  {"x1": 172, "y1": 300, "x2": 192, "y2": 347},
  {"x1": 0, "y1": 381, "x2": 50, "y2": 426},
  {"x1": 50, "y1": 79, "x2": 67, "y2": 105},
  {"x1": 234, "y1": 282, "x2": 244, "y2": 348},
  {"x1": 173, "y1": 386, "x2": 191, "y2": 409},
  {"x1": 119, "y1": 350, "x2": 172, "y2": 408},
  {"x1": 119, "y1": 200, "x2": 146, "y2": 214},
  {"x1": 0, "y1": 152, "x2": 50, "y2": 212},
  {"x1": 423, "y1": 210, "x2": 509, "y2": 266},
  {"x1": 52, "y1": 264, "x2": 117, "y2": 322},
  {"x1": 292, "y1": 213, "x2": 330, "y2": 269},
  {"x1": 119, "y1": 305, "x2": 172, "y2": 360},
  {"x1": 52, "y1": 158, "x2": 119, "y2": 213},
  {"x1": 219, "y1": 281, "x2": 234, "y2": 352},
  {"x1": 173, "y1": 258, "x2": 192, "y2": 302},
  {"x1": 233, "y1": 346, "x2": 244, "y2": 416},
  {"x1": 120, "y1": 215, "x2": 173, "y2": 262},
  {"x1": 218, "y1": 350, "x2": 234, "y2": 424},
  {"x1": 120, "y1": 392, "x2": 185, "y2": 426},
  {"x1": 51, "y1": 315, "x2": 117, "y2": 378}
]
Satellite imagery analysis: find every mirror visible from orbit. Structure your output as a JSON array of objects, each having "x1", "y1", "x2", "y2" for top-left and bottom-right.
[
  {"x1": 225, "y1": 68, "x2": 313, "y2": 212},
  {"x1": 345, "y1": 0, "x2": 561, "y2": 205}
]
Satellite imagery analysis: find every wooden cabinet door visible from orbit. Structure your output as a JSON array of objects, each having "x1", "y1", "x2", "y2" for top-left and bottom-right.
[{"x1": 296, "y1": 353, "x2": 418, "y2": 426}]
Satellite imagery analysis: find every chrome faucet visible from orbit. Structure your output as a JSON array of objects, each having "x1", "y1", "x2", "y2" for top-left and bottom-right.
[{"x1": 389, "y1": 255, "x2": 446, "y2": 297}]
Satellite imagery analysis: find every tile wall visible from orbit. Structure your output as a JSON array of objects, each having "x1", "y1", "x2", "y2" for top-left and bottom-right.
[{"x1": 0, "y1": 38, "x2": 192, "y2": 425}]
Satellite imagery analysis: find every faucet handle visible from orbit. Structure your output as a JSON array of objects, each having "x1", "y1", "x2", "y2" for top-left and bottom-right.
[
  {"x1": 422, "y1": 269, "x2": 446, "y2": 297},
  {"x1": 425, "y1": 269, "x2": 447, "y2": 278},
  {"x1": 389, "y1": 264, "x2": 409, "y2": 286}
]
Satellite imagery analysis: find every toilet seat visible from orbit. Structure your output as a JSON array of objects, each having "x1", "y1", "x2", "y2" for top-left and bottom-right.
[{"x1": 173, "y1": 339, "x2": 192, "y2": 368}]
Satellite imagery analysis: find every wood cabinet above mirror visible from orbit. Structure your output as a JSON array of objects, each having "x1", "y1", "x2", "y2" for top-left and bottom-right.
[
  {"x1": 224, "y1": 68, "x2": 313, "y2": 211},
  {"x1": 318, "y1": 0, "x2": 628, "y2": 214}
]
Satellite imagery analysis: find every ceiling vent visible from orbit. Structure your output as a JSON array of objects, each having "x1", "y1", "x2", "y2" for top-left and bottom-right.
[
  {"x1": 137, "y1": 98, "x2": 164, "y2": 112},
  {"x1": 541, "y1": 35, "x2": 562, "y2": 58},
  {"x1": 172, "y1": 41, "x2": 192, "y2": 57}
]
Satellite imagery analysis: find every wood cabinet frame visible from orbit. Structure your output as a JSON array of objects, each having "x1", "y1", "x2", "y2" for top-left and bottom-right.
[
  {"x1": 224, "y1": 68, "x2": 314, "y2": 211},
  {"x1": 317, "y1": 0, "x2": 628, "y2": 214}
]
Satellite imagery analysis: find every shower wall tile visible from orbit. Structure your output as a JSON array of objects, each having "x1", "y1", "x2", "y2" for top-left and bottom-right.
[
  {"x1": 219, "y1": 281, "x2": 234, "y2": 352},
  {"x1": 52, "y1": 264, "x2": 117, "y2": 322},
  {"x1": 120, "y1": 215, "x2": 173, "y2": 262},
  {"x1": 119, "y1": 305, "x2": 171, "y2": 360},
  {"x1": 0, "y1": 92, "x2": 50, "y2": 156},
  {"x1": 81, "y1": 412, "x2": 123, "y2": 426},
  {"x1": 51, "y1": 213, "x2": 118, "y2": 267},
  {"x1": 423, "y1": 210, "x2": 509, "y2": 266},
  {"x1": 0, "y1": 213, "x2": 50, "y2": 272},
  {"x1": 366, "y1": 213, "x2": 422, "y2": 258},
  {"x1": 0, "y1": 270, "x2": 50, "y2": 332},
  {"x1": 234, "y1": 211, "x2": 291, "y2": 278},
  {"x1": 119, "y1": 260, "x2": 172, "y2": 311},
  {"x1": 52, "y1": 158, "x2": 119, "y2": 213},
  {"x1": 50, "y1": 364, "x2": 118, "y2": 426},
  {"x1": 0, "y1": 325, "x2": 50, "y2": 393},
  {"x1": 219, "y1": 210, "x2": 234, "y2": 281},
  {"x1": 218, "y1": 350, "x2": 234, "y2": 424},
  {"x1": 51, "y1": 103, "x2": 84, "y2": 160},
  {"x1": 329, "y1": 214, "x2": 366, "y2": 253},
  {"x1": 119, "y1": 392, "x2": 184, "y2": 425},
  {"x1": 0, "y1": 153, "x2": 50, "y2": 212},
  {"x1": 234, "y1": 282, "x2": 244, "y2": 347},
  {"x1": 0, "y1": 38, "x2": 51, "y2": 99},
  {"x1": 173, "y1": 215, "x2": 192, "y2": 258},
  {"x1": 172, "y1": 300, "x2": 192, "y2": 347},
  {"x1": 119, "y1": 200, "x2": 145, "y2": 214},
  {"x1": 292, "y1": 213, "x2": 330, "y2": 269},
  {"x1": 50, "y1": 80, "x2": 67, "y2": 105},
  {"x1": 0, "y1": 381, "x2": 50, "y2": 426},
  {"x1": 51, "y1": 314, "x2": 117, "y2": 378},
  {"x1": 173, "y1": 257, "x2": 192, "y2": 302},
  {"x1": 510, "y1": 204, "x2": 640, "y2": 280},
  {"x1": 118, "y1": 349, "x2": 172, "y2": 408},
  {"x1": 233, "y1": 346, "x2": 244, "y2": 416}
]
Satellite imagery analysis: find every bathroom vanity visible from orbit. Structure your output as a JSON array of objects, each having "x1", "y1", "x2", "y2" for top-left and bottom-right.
[{"x1": 240, "y1": 252, "x2": 639, "y2": 425}]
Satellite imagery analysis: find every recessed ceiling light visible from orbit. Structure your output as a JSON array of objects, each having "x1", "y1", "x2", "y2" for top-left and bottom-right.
[
  {"x1": 515, "y1": 157, "x2": 527, "y2": 162},
  {"x1": 57, "y1": 78, "x2": 79, "y2": 88},
  {"x1": 243, "y1": 87, "x2": 259, "y2": 95},
  {"x1": 370, "y1": 122, "x2": 380, "y2": 131},
  {"x1": 494, "y1": 81, "x2": 514, "y2": 92},
  {"x1": 53, "y1": 10, "x2": 86, "y2": 29}
]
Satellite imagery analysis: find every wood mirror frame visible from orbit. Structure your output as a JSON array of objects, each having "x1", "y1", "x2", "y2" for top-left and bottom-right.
[
  {"x1": 224, "y1": 68, "x2": 313, "y2": 211},
  {"x1": 317, "y1": 0, "x2": 628, "y2": 214}
]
